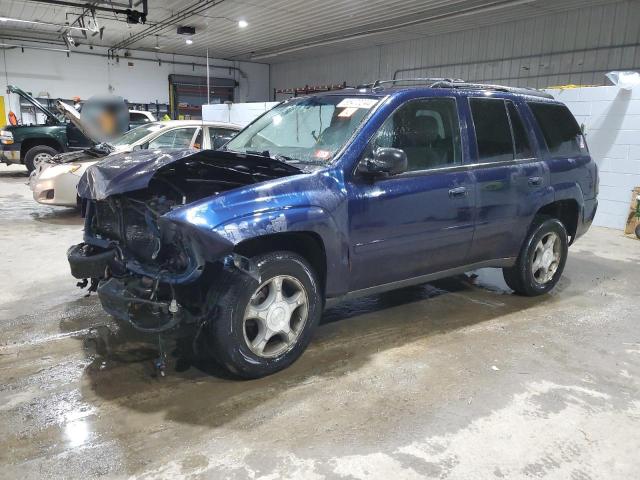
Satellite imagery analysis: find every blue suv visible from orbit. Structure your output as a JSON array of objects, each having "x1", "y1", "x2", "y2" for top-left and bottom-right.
[{"x1": 68, "y1": 79, "x2": 598, "y2": 378}]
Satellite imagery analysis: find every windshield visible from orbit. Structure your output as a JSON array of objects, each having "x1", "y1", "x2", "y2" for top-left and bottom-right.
[
  {"x1": 112, "y1": 123, "x2": 167, "y2": 146},
  {"x1": 225, "y1": 95, "x2": 380, "y2": 164}
]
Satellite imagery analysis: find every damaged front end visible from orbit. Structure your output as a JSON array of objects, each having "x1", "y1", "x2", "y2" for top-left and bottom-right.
[{"x1": 68, "y1": 149, "x2": 299, "y2": 334}]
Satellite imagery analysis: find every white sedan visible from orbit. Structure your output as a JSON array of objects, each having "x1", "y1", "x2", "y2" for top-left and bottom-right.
[{"x1": 30, "y1": 120, "x2": 240, "y2": 207}]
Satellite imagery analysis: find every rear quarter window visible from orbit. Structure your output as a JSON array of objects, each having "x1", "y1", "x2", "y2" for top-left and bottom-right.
[{"x1": 528, "y1": 103, "x2": 587, "y2": 157}]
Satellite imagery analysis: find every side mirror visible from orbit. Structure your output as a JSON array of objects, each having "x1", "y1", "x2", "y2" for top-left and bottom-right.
[{"x1": 357, "y1": 147, "x2": 408, "y2": 178}]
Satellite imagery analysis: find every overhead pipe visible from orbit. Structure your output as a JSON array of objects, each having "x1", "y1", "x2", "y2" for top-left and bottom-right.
[
  {"x1": 26, "y1": 0, "x2": 148, "y2": 20},
  {"x1": 0, "y1": 37, "x2": 247, "y2": 77},
  {"x1": 0, "y1": 41, "x2": 70, "y2": 53}
]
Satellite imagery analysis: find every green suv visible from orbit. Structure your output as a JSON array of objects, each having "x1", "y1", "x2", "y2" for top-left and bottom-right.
[{"x1": 1, "y1": 85, "x2": 93, "y2": 172}]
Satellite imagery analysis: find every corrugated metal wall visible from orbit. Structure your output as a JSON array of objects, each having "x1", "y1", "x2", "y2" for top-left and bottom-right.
[{"x1": 270, "y1": 1, "x2": 640, "y2": 96}]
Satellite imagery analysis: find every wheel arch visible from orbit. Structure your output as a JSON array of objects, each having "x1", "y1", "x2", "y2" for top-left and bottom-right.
[
  {"x1": 212, "y1": 206, "x2": 349, "y2": 297},
  {"x1": 534, "y1": 199, "x2": 580, "y2": 243},
  {"x1": 234, "y1": 231, "x2": 327, "y2": 295},
  {"x1": 20, "y1": 137, "x2": 64, "y2": 158}
]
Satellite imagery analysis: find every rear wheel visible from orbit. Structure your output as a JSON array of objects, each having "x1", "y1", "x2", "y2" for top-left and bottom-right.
[
  {"x1": 503, "y1": 217, "x2": 568, "y2": 296},
  {"x1": 24, "y1": 145, "x2": 58, "y2": 172},
  {"x1": 206, "y1": 251, "x2": 322, "y2": 379}
]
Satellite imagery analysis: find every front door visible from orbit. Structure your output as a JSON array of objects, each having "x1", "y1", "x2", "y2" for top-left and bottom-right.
[{"x1": 347, "y1": 97, "x2": 475, "y2": 291}]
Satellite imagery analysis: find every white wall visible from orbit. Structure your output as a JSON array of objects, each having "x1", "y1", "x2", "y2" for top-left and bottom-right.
[
  {"x1": 547, "y1": 86, "x2": 640, "y2": 229},
  {"x1": 270, "y1": 0, "x2": 640, "y2": 94},
  {"x1": 0, "y1": 44, "x2": 269, "y2": 117},
  {"x1": 202, "y1": 102, "x2": 278, "y2": 126}
]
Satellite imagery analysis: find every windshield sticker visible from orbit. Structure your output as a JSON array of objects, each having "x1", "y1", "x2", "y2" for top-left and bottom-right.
[
  {"x1": 314, "y1": 150, "x2": 331, "y2": 160},
  {"x1": 336, "y1": 98, "x2": 378, "y2": 109},
  {"x1": 338, "y1": 107, "x2": 358, "y2": 118}
]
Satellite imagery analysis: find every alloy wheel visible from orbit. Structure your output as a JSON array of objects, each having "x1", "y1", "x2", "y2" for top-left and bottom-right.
[
  {"x1": 531, "y1": 232, "x2": 561, "y2": 284},
  {"x1": 243, "y1": 275, "x2": 309, "y2": 358}
]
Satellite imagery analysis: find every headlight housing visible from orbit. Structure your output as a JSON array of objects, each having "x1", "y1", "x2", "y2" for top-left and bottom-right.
[{"x1": 0, "y1": 130, "x2": 14, "y2": 145}]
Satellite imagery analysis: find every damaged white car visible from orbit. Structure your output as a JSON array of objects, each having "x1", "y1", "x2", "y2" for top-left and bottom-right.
[{"x1": 29, "y1": 108, "x2": 240, "y2": 207}]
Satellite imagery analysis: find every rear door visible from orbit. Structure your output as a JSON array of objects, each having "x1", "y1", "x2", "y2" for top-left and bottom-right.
[
  {"x1": 466, "y1": 96, "x2": 547, "y2": 263},
  {"x1": 347, "y1": 96, "x2": 475, "y2": 290}
]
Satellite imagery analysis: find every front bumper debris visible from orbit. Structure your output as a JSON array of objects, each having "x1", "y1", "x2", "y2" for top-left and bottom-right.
[
  {"x1": 97, "y1": 277, "x2": 186, "y2": 333},
  {"x1": 67, "y1": 243, "x2": 116, "y2": 279}
]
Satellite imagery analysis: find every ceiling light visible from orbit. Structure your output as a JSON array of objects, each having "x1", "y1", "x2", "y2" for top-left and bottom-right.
[
  {"x1": 238, "y1": 19, "x2": 248, "y2": 28},
  {"x1": 185, "y1": 38, "x2": 193, "y2": 45}
]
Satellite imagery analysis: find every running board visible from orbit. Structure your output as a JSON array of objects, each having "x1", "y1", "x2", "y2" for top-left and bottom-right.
[{"x1": 325, "y1": 257, "x2": 516, "y2": 308}]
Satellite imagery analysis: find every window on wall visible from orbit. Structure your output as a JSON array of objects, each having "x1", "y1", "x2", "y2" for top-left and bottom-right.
[
  {"x1": 470, "y1": 97, "x2": 514, "y2": 163},
  {"x1": 366, "y1": 97, "x2": 461, "y2": 171},
  {"x1": 528, "y1": 102, "x2": 588, "y2": 157}
]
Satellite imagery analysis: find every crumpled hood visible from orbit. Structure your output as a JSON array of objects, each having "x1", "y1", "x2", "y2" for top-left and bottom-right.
[
  {"x1": 77, "y1": 148, "x2": 305, "y2": 201},
  {"x1": 78, "y1": 148, "x2": 197, "y2": 200}
]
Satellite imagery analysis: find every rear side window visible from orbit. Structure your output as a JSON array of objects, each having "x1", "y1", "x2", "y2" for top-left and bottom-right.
[
  {"x1": 506, "y1": 101, "x2": 533, "y2": 159},
  {"x1": 528, "y1": 103, "x2": 587, "y2": 156},
  {"x1": 470, "y1": 98, "x2": 513, "y2": 163}
]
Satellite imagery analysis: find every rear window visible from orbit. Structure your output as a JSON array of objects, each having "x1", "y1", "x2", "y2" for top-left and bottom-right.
[
  {"x1": 528, "y1": 103, "x2": 587, "y2": 157},
  {"x1": 130, "y1": 112, "x2": 151, "y2": 123}
]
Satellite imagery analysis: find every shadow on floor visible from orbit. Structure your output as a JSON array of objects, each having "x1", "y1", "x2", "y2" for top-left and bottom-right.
[{"x1": 78, "y1": 267, "x2": 571, "y2": 428}]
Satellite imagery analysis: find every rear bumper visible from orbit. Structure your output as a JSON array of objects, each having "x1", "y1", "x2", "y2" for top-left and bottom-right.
[
  {"x1": 575, "y1": 198, "x2": 598, "y2": 240},
  {"x1": 0, "y1": 144, "x2": 21, "y2": 164}
]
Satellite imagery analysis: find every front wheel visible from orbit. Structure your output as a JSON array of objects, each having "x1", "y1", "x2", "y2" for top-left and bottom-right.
[
  {"x1": 503, "y1": 217, "x2": 568, "y2": 296},
  {"x1": 24, "y1": 145, "x2": 58, "y2": 172},
  {"x1": 206, "y1": 251, "x2": 322, "y2": 379}
]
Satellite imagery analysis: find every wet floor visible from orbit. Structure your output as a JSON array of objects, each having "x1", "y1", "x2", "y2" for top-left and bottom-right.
[{"x1": 1, "y1": 164, "x2": 639, "y2": 479}]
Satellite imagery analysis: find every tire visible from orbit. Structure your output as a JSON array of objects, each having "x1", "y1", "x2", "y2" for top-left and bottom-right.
[
  {"x1": 24, "y1": 145, "x2": 58, "y2": 173},
  {"x1": 206, "y1": 251, "x2": 322, "y2": 379},
  {"x1": 503, "y1": 216, "x2": 568, "y2": 296},
  {"x1": 635, "y1": 223, "x2": 640, "y2": 239}
]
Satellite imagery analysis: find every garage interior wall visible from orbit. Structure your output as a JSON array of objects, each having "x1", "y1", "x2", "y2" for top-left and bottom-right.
[
  {"x1": 0, "y1": 45, "x2": 269, "y2": 112},
  {"x1": 270, "y1": 0, "x2": 640, "y2": 92}
]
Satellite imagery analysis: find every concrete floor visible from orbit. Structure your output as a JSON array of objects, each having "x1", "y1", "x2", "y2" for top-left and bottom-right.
[{"x1": 1, "y1": 164, "x2": 639, "y2": 480}]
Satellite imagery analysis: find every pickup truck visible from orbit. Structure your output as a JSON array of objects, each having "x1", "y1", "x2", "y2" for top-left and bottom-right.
[
  {"x1": 67, "y1": 79, "x2": 598, "y2": 379},
  {"x1": 0, "y1": 85, "x2": 155, "y2": 171}
]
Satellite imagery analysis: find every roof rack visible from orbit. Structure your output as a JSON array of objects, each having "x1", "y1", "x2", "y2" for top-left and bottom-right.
[
  {"x1": 358, "y1": 78, "x2": 554, "y2": 99},
  {"x1": 357, "y1": 77, "x2": 465, "y2": 89}
]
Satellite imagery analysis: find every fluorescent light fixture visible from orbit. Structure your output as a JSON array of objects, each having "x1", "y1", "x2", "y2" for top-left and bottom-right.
[
  {"x1": 238, "y1": 19, "x2": 248, "y2": 28},
  {"x1": 185, "y1": 38, "x2": 193, "y2": 45}
]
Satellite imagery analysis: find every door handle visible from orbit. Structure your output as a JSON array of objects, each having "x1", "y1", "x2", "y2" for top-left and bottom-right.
[
  {"x1": 448, "y1": 186, "x2": 468, "y2": 198},
  {"x1": 528, "y1": 176, "x2": 543, "y2": 187}
]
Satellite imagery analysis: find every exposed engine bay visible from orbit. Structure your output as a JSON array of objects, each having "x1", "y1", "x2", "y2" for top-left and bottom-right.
[{"x1": 69, "y1": 150, "x2": 302, "y2": 335}]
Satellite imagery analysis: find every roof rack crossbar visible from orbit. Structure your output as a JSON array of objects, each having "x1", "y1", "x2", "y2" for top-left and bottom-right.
[
  {"x1": 433, "y1": 81, "x2": 554, "y2": 99},
  {"x1": 357, "y1": 77, "x2": 466, "y2": 89},
  {"x1": 357, "y1": 78, "x2": 553, "y2": 99}
]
